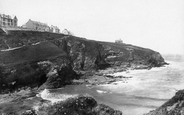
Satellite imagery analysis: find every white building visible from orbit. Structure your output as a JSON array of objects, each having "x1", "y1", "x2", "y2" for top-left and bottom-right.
[
  {"x1": 62, "y1": 29, "x2": 73, "y2": 35},
  {"x1": 50, "y1": 25, "x2": 60, "y2": 33}
]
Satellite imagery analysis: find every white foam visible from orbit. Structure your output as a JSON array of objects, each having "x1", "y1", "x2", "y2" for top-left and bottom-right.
[
  {"x1": 107, "y1": 64, "x2": 168, "y2": 78},
  {"x1": 38, "y1": 89, "x2": 78, "y2": 103},
  {"x1": 96, "y1": 90, "x2": 108, "y2": 94}
]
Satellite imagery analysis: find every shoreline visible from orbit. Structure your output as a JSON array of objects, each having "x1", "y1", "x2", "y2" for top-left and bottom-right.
[{"x1": 0, "y1": 63, "x2": 168, "y2": 115}]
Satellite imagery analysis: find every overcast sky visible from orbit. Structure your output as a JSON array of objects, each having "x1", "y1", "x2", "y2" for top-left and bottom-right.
[{"x1": 1, "y1": 0, "x2": 184, "y2": 55}]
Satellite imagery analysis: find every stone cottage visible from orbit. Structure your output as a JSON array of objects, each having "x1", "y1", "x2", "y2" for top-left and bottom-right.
[{"x1": 23, "y1": 19, "x2": 50, "y2": 32}]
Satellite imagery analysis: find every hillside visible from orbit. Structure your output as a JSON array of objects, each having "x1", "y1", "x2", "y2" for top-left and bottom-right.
[
  {"x1": 0, "y1": 29, "x2": 168, "y2": 115},
  {"x1": 0, "y1": 30, "x2": 166, "y2": 92},
  {"x1": 0, "y1": 42, "x2": 66, "y2": 65}
]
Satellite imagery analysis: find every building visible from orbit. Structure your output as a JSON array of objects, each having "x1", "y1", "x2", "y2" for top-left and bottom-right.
[
  {"x1": 23, "y1": 19, "x2": 50, "y2": 32},
  {"x1": 50, "y1": 25, "x2": 60, "y2": 33},
  {"x1": 0, "y1": 14, "x2": 18, "y2": 27},
  {"x1": 115, "y1": 39, "x2": 123, "y2": 44},
  {"x1": 62, "y1": 29, "x2": 73, "y2": 35}
]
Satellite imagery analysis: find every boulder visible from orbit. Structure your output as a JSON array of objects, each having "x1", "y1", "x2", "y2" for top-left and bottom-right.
[{"x1": 23, "y1": 95, "x2": 122, "y2": 115}]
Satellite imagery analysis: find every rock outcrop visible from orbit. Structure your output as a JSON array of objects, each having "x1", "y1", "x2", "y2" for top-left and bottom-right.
[
  {"x1": 1, "y1": 95, "x2": 122, "y2": 115},
  {"x1": 0, "y1": 30, "x2": 167, "y2": 92},
  {"x1": 146, "y1": 90, "x2": 184, "y2": 115},
  {"x1": 36, "y1": 95, "x2": 122, "y2": 115}
]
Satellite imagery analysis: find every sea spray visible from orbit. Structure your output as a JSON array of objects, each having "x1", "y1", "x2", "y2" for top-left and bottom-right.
[{"x1": 37, "y1": 89, "x2": 78, "y2": 103}]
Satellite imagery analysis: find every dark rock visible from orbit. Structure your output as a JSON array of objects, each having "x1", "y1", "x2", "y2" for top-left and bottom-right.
[
  {"x1": 147, "y1": 52, "x2": 166, "y2": 67},
  {"x1": 45, "y1": 96, "x2": 97, "y2": 115},
  {"x1": 41, "y1": 64, "x2": 78, "y2": 89},
  {"x1": 0, "y1": 59, "x2": 77, "y2": 93},
  {"x1": 145, "y1": 90, "x2": 184, "y2": 115},
  {"x1": 1, "y1": 95, "x2": 122, "y2": 115},
  {"x1": 21, "y1": 110, "x2": 37, "y2": 115},
  {"x1": 93, "y1": 104, "x2": 122, "y2": 115},
  {"x1": 29, "y1": 95, "x2": 122, "y2": 115},
  {"x1": 105, "y1": 75, "x2": 114, "y2": 78}
]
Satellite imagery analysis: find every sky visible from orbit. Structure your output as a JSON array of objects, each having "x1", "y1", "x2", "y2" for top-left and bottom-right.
[{"x1": 0, "y1": 0, "x2": 184, "y2": 55}]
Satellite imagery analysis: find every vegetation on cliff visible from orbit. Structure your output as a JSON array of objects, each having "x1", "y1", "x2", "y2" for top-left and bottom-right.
[
  {"x1": 0, "y1": 30, "x2": 166, "y2": 92},
  {"x1": 0, "y1": 29, "x2": 168, "y2": 115}
]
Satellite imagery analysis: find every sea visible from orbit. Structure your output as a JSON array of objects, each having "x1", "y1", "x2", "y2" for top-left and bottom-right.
[{"x1": 41, "y1": 56, "x2": 184, "y2": 115}]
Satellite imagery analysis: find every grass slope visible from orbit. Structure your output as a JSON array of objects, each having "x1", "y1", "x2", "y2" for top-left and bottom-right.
[{"x1": 0, "y1": 42, "x2": 66, "y2": 65}]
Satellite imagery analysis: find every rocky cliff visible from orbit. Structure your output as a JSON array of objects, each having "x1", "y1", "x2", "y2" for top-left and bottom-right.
[
  {"x1": 146, "y1": 90, "x2": 184, "y2": 115},
  {"x1": 0, "y1": 30, "x2": 166, "y2": 92}
]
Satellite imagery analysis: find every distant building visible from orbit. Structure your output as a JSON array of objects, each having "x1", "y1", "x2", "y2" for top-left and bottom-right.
[
  {"x1": 115, "y1": 39, "x2": 123, "y2": 44},
  {"x1": 0, "y1": 14, "x2": 18, "y2": 27},
  {"x1": 23, "y1": 19, "x2": 50, "y2": 32},
  {"x1": 62, "y1": 29, "x2": 73, "y2": 35},
  {"x1": 50, "y1": 25, "x2": 60, "y2": 33}
]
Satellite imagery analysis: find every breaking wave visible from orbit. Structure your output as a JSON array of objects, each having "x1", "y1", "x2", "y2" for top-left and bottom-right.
[{"x1": 37, "y1": 89, "x2": 78, "y2": 103}]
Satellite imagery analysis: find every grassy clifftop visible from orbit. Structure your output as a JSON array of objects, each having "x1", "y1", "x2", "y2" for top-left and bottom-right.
[
  {"x1": 0, "y1": 30, "x2": 166, "y2": 92},
  {"x1": 0, "y1": 30, "x2": 166, "y2": 67},
  {"x1": 0, "y1": 42, "x2": 66, "y2": 65}
]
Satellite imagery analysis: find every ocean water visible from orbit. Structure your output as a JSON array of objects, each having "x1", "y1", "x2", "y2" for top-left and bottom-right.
[{"x1": 42, "y1": 58, "x2": 184, "y2": 115}]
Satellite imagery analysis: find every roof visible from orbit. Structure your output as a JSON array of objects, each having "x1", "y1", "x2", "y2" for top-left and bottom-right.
[
  {"x1": 51, "y1": 25, "x2": 59, "y2": 29},
  {"x1": 28, "y1": 19, "x2": 48, "y2": 26},
  {"x1": 62, "y1": 29, "x2": 73, "y2": 35},
  {"x1": 14, "y1": 16, "x2": 18, "y2": 20},
  {"x1": 0, "y1": 14, "x2": 12, "y2": 19}
]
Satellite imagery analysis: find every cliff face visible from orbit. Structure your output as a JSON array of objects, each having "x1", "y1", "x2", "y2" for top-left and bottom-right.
[
  {"x1": 146, "y1": 90, "x2": 184, "y2": 115},
  {"x1": 0, "y1": 30, "x2": 166, "y2": 92}
]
